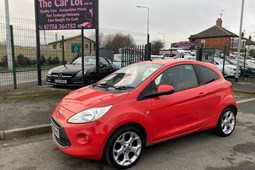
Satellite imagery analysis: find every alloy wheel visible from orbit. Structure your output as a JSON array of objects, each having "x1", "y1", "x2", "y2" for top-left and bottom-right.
[
  {"x1": 221, "y1": 110, "x2": 236, "y2": 135},
  {"x1": 112, "y1": 131, "x2": 142, "y2": 166}
]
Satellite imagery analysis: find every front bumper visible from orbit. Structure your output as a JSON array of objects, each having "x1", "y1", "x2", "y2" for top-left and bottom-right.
[
  {"x1": 46, "y1": 74, "x2": 92, "y2": 87},
  {"x1": 51, "y1": 109, "x2": 111, "y2": 160}
]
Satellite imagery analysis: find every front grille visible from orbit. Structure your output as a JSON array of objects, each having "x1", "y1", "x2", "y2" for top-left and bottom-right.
[
  {"x1": 51, "y1": 117, "x2": 71, "y2": 148},
  {"x1": 53, "y1": 135, "x2": 71, "y2": 147},
  {"x1": 51, "y1": 73, "x2": 73, "y2": 77},
  {"x1": 51, "y1": 116, "x2": 61, "y2": 128},
  {"x1": 51, "y1": 73, "x2": 73, "y2": 80}
]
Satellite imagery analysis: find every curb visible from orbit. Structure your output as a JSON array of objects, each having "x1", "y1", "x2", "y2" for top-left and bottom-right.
[{"x1": 0, "y1": 124, "x2": 51, "y2": 141}]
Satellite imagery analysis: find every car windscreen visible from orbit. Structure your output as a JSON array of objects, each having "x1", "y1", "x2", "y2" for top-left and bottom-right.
[{"x1": 96, "y1": 63, "x2": 163, "y2": 90}]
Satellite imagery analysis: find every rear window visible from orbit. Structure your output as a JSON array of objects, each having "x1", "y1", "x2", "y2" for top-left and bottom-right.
[{"x1": 194, "y1": 65, "x2": 220, "y2": 85}]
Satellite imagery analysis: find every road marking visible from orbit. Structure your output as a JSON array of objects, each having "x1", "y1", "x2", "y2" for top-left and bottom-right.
[{"x1": 237, "y1": 98, "x2": 255, "y2": 104}]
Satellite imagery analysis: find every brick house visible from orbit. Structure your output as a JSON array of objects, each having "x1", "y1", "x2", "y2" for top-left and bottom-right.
[
  {"x1": 48, "y1": 35, "x2": 95, "y2": 62},
  {"x1": 189, "y1": 18, "x2": 246, "y2": 55},
  {"x1": 245, "y1": 36, "x2": 255, "y2": 53}
]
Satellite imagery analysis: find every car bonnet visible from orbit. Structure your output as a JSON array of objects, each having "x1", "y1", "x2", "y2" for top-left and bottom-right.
[{"x1": 60, "y1": 86, "x2": 129, "y2": 114}]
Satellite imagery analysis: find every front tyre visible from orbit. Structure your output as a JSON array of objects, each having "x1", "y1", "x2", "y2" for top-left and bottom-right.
[
  {"x1": 215, "y1": 108, "x2": 236, "y2": 137},
  {"x1": 105, "y1": 126, "x2": 144, "y2": 169}
]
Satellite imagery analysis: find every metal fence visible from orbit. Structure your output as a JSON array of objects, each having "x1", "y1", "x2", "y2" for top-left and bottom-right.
[
  {"x1": 2, "y1": 16, "x2": 253, "y2": 99},
  {"x1": 198, "y1": 47, "x2": 255, "y2": 78},
  {"x1": 0, "y1": 16, "x2": 150, "y2": 98}
]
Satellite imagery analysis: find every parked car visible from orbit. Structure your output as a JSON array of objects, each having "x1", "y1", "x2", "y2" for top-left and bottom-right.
[
  {"x1": 46, "y1": 56, "x2": 116, "y2": 86},
  {"x1": 151, "y1": 55, "x2": 164, "y2": 60},
  {"x1": 113, "y1": 54, "x2": 122, "y2": 69},
  {"x1": 113, "y1": 54, "x2": 142, "y2": 70},
  {"x1": 213, "y1": 57, "x2": 240, "y2": 77},
  {"x1": 51, "y1": 60, "x2": 237, "y2": 169},
  {"x1": 227, "y1": 59, "x2": 255, "y2": 76}
]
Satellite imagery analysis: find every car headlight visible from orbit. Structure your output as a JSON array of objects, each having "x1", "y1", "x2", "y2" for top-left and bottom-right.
[
  {"x1": 75, "y1": 70, "x2": 87, "y2": 77},
  {"x1": 47, "y1": 69, "x2": 52, "y2": 75},
  {"x1": 68, "y1": 105, "x2": 112, "y2": 123}
]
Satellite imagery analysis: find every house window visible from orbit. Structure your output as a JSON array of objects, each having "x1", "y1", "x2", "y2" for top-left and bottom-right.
[
  {"x1": 231, "y1": 38, "x2": 238, "y2": 49},
  {"x1": 85, "y1": 44, "x2": 89, "y2": 49},
  {"x1": 241, "y1": 39, "x2": 246, "y2": 49},
  {"x1": 60, "y1": 43, "x2": 62, "y2": 49},
  {"x1": 231, "y1": 38, "x2": 246, "y2": 49},
  {"x1": 201, "y1": 40, "x2": 205, "y2": 48},
  {"x1": 53, "y1": 44, "x2": 56, "y2": 49}
]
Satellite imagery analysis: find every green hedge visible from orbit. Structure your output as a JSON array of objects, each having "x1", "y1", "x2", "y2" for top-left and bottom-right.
[{"x1": 0, "y1": 54, "x2": 60, "y2": 67}]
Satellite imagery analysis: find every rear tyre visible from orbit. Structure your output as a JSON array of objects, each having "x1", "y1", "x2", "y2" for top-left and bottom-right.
[
  {"x1": 215, "y1": 108, "x2": 236, "y2": 137},
  {"x1": 105, "y1": 126, "x2": 144, "y2": 169}
]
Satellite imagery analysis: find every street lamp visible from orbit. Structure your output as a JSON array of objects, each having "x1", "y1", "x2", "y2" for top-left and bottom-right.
[
  {"x1": 136, "y1": 6, "x2": 150, "y2": 60},
  {"x1": 235, "y1": 0, "x2": 245, "y2": 82},
  {"x1": 4, "y1": 0, "x2": 12, "y2": 69}
]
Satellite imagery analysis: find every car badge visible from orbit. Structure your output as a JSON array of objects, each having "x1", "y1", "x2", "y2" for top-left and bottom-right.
[
  {"x1": 58, "y1": 74, "x2": 63, "y2": 79},
  {"x1": 57, "y1": 110, "x2": 62, "y2": 115}
]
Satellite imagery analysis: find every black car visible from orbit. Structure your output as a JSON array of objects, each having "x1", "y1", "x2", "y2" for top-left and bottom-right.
[{"x1": 46, "y1": 56, "x2": 116, "y2": 87}]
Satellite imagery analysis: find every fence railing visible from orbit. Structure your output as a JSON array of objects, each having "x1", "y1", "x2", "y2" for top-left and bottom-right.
[{"x1": 0, "y1": 16, "x2": 151, "y2": 95}]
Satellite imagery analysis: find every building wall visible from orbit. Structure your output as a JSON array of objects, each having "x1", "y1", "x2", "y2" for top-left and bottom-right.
[
  {"x1": 194, "y1": 37, "x2": 231, "y2": 55},
  {"x1": 246, "y1": 45, "x2": 255, "y2": 53},
  {"x1": 48, "y1": 36, "x2": 95, "y2": 62}
]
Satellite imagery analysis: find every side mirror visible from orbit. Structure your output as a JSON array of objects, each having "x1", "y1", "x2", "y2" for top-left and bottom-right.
[
  {"x1": 143, "y1": 85, "x2": 174, "y2": 99},
  {"x1": 157, "y1": 85, "x2": 174, "y2": 95}
]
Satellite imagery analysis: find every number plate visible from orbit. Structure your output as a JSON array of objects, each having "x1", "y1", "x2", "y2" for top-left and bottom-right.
[
  {"x1": 51, "y1": 123, "x2": 60, "y2": 138},
  {"x1": 55, "y1": 79, "x2": 67, "y2": 84}
]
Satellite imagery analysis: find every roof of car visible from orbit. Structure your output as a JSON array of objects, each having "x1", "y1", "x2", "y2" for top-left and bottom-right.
[
  {"x1": 145, "y1": 59, "x2": 206, "y2": 66},
  {"x1": 143, "y1": 59, "x2": 220, "y2": 73}
]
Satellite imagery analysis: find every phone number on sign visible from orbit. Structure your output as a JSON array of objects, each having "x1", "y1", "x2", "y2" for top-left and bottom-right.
[{"x1": 39, "y1": 24, "x2": 77, "y2": 30}]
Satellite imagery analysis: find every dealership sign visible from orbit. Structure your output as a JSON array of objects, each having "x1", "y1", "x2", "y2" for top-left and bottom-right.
[
  {"x1": 37, "y1": 0, "x2": 95, "y2": 30},
  {"x1": 171, "y1": 41, "x2": 197, "y2": 49}
]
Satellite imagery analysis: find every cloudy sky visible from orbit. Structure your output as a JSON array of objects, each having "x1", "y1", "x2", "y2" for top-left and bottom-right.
[{"x1": 1, "y1": 0, "x2": 255, "y2": 47}]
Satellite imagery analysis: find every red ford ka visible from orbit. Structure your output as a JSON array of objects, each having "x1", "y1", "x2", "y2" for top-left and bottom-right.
[{"x1": 51, "y1": 59, "x2": 237, "y2": 169}]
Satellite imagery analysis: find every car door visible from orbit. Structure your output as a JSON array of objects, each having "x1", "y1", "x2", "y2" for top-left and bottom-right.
[
  {"x1": 193, "y1": 64, "x2": 222, "y2": 126},
  {"x1": 146, "y1": 64, "x2": 209, "y2": 142}
]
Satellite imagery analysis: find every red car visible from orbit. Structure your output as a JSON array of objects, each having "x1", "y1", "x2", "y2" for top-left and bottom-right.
[{"x1": 51, "y1": 60, "x2": 237, "y2": 169}]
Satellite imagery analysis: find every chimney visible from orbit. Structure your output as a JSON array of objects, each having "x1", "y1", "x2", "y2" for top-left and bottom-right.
[
  {"x1": 241, "y1": 32, "x2": 244, "y2": 38},
  {"x1": 249, "y1": 35, "x2": 252, "y2": 40},
  {"x1": 216, "y1": 18, "x2": 222, "y2": 27}
]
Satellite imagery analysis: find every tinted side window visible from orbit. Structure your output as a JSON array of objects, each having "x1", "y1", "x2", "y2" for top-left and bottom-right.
[
  {"x1": 194, "y1": 65, "x2": 220, "y2": 85},
  {"x1": 156, "y1": 64, "x2": 198, "y2": 92}
]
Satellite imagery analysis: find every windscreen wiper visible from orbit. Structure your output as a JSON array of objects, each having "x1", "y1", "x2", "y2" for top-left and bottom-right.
[
  {"x1": 114, "y1": 86, "x2": 135, "y2": 90},
  {"x1": 92, "y1": 83, "x2": 115, "y2": 91}
]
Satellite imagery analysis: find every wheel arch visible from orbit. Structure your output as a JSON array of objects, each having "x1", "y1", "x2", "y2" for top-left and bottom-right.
[{"x1": 226, "y1": 105, "x2": 238, "y2": 116}]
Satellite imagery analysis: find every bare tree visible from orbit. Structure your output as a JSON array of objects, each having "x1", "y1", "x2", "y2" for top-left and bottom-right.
[
  {"x1": 88, "y1": 32, "x2": 105, "y2": 48},
  {"x1": 104, "y1": 33, "x2": 136, "y2": 53},
  {"x1": 151, "y1": 40, "x2": 164, "y2": 55}
]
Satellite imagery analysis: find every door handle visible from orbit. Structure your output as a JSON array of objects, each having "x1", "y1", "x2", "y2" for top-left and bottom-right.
[{"x1": 197, "y1": 92, "x2": 206, "y2": 97}]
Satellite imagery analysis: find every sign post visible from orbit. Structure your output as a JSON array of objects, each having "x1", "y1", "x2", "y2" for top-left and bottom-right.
[
  {"x1": 36, "y1": 0, "x2": 95, "y2": 30},
  {"x1": 95, "y1": 0, "x2": 99, "y2": 79},
  {"x1": 35, "y1": 0, "x2": 98, "y2": 86},
  {"x1": 34, "y1": 0, "x2": 42, "y2": 86}
]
